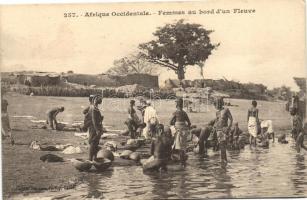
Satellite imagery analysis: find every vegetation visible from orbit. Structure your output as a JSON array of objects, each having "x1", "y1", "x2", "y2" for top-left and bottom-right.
[
  {"x1": 107, "y1": 52, "x2": 158, "y2": 76},
  {"x1": 139, "y1": 19, "x2": 219, "y2": 81},
  {"x1": 6, "y1": 85, "x2": 175, "y2": 99}
]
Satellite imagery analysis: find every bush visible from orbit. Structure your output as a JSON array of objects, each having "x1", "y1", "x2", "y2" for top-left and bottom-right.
[{"x1": 8, "y1": 85, "x2": 176, "y2": 99}]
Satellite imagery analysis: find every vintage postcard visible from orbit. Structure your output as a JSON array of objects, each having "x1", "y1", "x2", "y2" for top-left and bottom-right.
[{"x1": 0, "y1": 0, "x2": 306, "y2": 199}]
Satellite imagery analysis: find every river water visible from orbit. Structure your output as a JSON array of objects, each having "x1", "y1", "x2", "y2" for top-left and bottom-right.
[
  {"x1": 82, "y1": 140, "x2": 306, "y2": 199},
  {"x1": 40, "y1": 137, "x2": 306, "y2": 199},
  {"x1": 9, "y1": 97, "x2": 307, "y2": 199}
]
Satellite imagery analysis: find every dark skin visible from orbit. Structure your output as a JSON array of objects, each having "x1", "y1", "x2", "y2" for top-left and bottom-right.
[
  {"x1": 144, "y1": 126, "x2": 173, "y2": 171},
  {"x1": 81, "y1": 97, "x2": 94, "y2": 132},
  {"x1": 1, "y1": 98, "x2": 14, "y2": 145},
  {"x1": 47, "y1": 107, "x2": 64, "y2": 130},
  {"x1": 89, "y1": 97, "x2": 103, "y2": 161},
  {"x1": 151, "y1": 129, "x2": 172, "y2": 160},
  {"x1": 127, "y1": 101, "x2": 138, "y2": 139},
  {"x1": 170, "y1": 102, "x2": 191, "y2": 167},
  {"x1": 191, "y1": 125, "x2": 213, "y2": 155},
  {"x1": 170, "y1": 105, "x2": 191, "y2": 127},
  {"x1": 215, "y1": 102, "x2": 233, "y2": 163},
  {"x1": 229, "y1": 123, "x2": 242, "y2": 149},
  {"x1": 296, "y1": 132, "x2": 307, "y2": 153},
  {"x1": 128, "y1": 102, "x2": 136, "y2": 119}
]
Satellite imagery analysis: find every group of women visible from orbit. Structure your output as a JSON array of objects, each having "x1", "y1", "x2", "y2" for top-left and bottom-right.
[{"x1": 76, "y1": 94, "x2": 307, "y2": 167}]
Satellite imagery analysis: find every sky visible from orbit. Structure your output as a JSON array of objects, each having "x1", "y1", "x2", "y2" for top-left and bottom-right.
[{"x1": 0, "y1": 0, "x2": 306, "y2": 90}]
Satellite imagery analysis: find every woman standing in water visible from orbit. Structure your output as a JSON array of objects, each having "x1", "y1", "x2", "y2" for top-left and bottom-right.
[
  {"x1": 247, "y1": 100, "x2": 259, "y2": 146},
  {"x1": 170, "y1": 98, "x2": 191, "y2": 167},
  {"x1": 87, "y1": 95, "x2": 104, "y2": 161}
]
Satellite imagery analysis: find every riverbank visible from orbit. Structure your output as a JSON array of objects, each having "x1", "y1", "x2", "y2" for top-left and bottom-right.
[{"x1": 2, "y1": 93, "x2": 294, "y2": 199}]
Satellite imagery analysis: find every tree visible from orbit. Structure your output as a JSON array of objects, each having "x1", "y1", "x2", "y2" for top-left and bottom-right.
[
  {"x1": 107, "y1": 52, "x2": 158, "y2": 76},
  {"x1": 139, "y1": 19, "x2": 219, "y2": 81}
]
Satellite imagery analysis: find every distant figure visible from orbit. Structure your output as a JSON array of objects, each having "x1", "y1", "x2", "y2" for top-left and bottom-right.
[
  {"x1": 277, "y1": 133, "x2": 288, "y2": 144},
  {"x1": 247, "y1": 100, "x2": 259, "y2": 146},
  {"x1": 260, "y1": 120, "x2": 275, "y2": 142},
  {"x1": 126, "y1": 100, "x2": 140, "y2": 139},
  {"x1": 1, "y1": 98, "x2": 14, "y2": 145},
  {"x1": 296, "y1": 122, "x2": 307, "y2": 153},
  {"x1": 215, "y1": 97, "x2": 233, "y2": 164},
  {"x1": 143, "y1": 124, "x2": 173, "y2": 172},
  {"x1": 259, "y1": 124, "x2": 270, "y2": 148},
  {"x1": 137, "y1": 98, "x2": 147, "y2": 122},
  {"x1": 46, "y1": 106, "x2": 65, "y2": 130},
  {"x1": 142, "y1": 101, "x2": 159, "y2": 139},
  {"x1": 170, "y1": 98, "x2": 191, "y2": 167},
  {"x1": 81, "y1": 94, "x2": 95, "y2": 132},
  {"x1": 290, "y1": 108, "x2": 303, "y2": 140},
  {"x1": 229, "y1": 122, "x2": 243, "y2": 150},
  {"x1": 86, "y1": 95, "x2": 104, "y2": 161}
]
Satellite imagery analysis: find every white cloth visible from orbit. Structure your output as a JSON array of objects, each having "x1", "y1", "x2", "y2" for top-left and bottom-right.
[
  {"x1": 62, "y1": 146, "x2": 83, "y2": 154},
  {"x1": 142, "y1": 106, "x2": 159, "y2": 139},
  {"x1": 248, "y1": 116, "x2": 258, "y2": 137},
  {"x1": 172, "y1": 122, "x2": 189, "y2": 151},
  {"x1": 143, "y1": 106, "x2": 158, "y2": 124},
  {"x1": 261, "y1": 120, "x2": 274, "y2": 133}
]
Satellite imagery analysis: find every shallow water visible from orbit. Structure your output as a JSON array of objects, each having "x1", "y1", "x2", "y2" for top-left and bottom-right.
[
  {"x1": 8, "y1": 96, "x2": 306, "y2": 199},
  {"x1": 63, "y1": 137, "x2": 307, "y2": 199},
  {"x1": 11, "y1": 135, "x2": 307, "y2": 199}
]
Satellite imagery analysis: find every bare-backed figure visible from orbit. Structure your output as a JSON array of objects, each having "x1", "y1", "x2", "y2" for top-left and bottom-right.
[
  {"x1": 143, "y1": 125, "x2": 173, "y2": 172},
  {"x1": 46, "y1": 106, "x2": 65, "y2": 130},
  {"x1": 214, "y1": 97, "x2": 233, "y2": 164},
  {"x1": 247, "y1": 100, "x2": 259, "y2": 146},
  {"x1": 229, "y1": 122, "x2": 243, "y2": 150},
  {"x1": 126, "y1": 100, "x2": 140, "y2": 139},
  {"x1": 190, "y1": 119, "x2": 216, "y2": 155}
]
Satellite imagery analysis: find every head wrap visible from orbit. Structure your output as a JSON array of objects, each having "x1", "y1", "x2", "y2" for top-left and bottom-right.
[
  {"x1": 92, "y1": 94, "x2": 102, "y2": 108},
  {"x1": 89, "y1": 95, "x2": 95, "y2": 103}
]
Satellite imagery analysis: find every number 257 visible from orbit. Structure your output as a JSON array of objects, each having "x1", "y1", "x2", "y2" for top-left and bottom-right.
[{"x1": 64, "y1": 13, "x2": 77, "y2": 17}]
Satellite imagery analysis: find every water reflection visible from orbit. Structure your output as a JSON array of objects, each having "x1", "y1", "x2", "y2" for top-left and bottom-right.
[
  {"x1": 292, "y1": 154, "x2": 306, "y2": 196},
  {"x1": 76, "y1": 136, "x2": 307, "y2": 199},
  {"x1": 84, "y1": 169, "x2": 114, "y2": 199}
]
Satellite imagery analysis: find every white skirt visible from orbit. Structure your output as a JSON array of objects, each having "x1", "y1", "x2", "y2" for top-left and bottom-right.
[{"x1": 248, "y1": 116, "x2": 258, "y2": 137}]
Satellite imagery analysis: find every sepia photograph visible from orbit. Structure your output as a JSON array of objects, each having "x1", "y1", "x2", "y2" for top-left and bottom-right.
[{"x1": 0, "y1": 0, "x2": 306, "y2": 199}]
